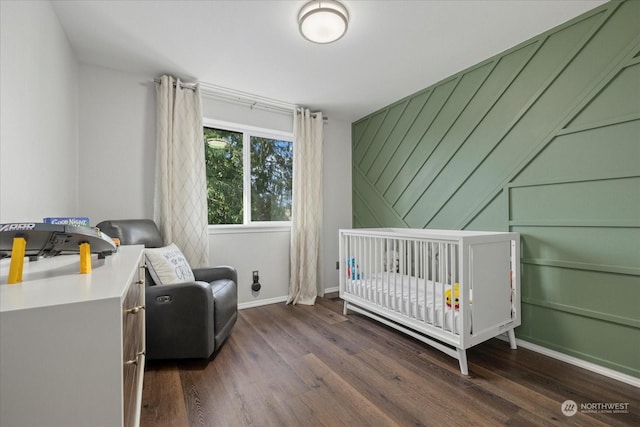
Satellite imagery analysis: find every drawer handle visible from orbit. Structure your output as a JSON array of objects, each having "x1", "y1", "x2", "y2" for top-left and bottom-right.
[
  {"x1": 126, "y1": 305, "x2": 145, "y2": 314},
  {"x1": 135, "y1": 280, "x2": 144, "y2": 285},
  {"x1": 124, "y1": 351, "x2": 145, "y2": 366}
]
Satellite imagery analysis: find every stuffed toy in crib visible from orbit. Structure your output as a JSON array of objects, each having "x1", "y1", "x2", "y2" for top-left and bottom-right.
[{"x1": 445, "y1": 283, "x2": 460, "y2": 310}]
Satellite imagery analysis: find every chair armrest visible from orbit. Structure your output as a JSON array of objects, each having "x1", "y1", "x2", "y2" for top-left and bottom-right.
[
  {"x1": 193, "y1": 266, "x2": 237, "y2": 284},
  {"x1": 144, "y1": 281, "x2": 215, "y2": 359}
]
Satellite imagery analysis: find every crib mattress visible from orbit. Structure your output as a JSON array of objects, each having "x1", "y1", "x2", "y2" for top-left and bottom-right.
[{"x1": 345, "y1": 273, "x2": 469, "y2": 334}]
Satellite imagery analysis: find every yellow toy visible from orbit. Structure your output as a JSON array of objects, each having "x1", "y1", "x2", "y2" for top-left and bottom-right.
[{"x1": 445, "y1": 283, "x2": 460, "y2": 310}]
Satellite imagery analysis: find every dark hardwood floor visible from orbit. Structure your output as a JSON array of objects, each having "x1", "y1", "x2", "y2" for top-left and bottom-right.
[{"x1": 141, "y1": 293, "x2": 639, "y2": 426}]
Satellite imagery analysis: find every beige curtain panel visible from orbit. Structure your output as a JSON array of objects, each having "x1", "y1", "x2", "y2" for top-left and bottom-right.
[
  {"x1": 154, "y1": 75, "x2": 209, "y2": 268},
  {"x1": 288, "y1": 108, "x2": 324, "y2": 305}
]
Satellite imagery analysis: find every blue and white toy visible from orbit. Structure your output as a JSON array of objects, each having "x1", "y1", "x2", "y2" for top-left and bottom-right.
[{"x1": 347, "y1": 257, "x2": 361, "y2": 280}]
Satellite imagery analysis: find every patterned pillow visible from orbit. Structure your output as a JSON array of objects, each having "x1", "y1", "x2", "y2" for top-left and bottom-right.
[{"x1": 144, "y1": 243, "x2": 195, "y2": 285}]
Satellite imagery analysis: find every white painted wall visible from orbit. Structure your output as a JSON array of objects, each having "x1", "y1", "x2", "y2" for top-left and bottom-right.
[
  {"x1": 205, "y1": 117, "x2": 352, "y2": 304},
  {"x1": 77, "y1": 64, "x2": 155, "y2": 222},
  {"x1": 208, "y1": 227, "x2": 291, "y2": 307},
  {"x1": 201, "y1": 100, "x2": 352, "y2": 303},
  {"x1": 0, "y1": 0, "x2": 351, "y2": 302},
  {"x1": 75, "y1": 65, "x2": 352, "y2": 305},
  {"x1": 200, "y1": 98, "x2": 295, "y2": 304},
  {"x1": 0, "y1": 1, "x2": 79, "y2": 223},
  {"x1": 322, "y1": 117, "x2": 352, "y2": 291},
  {"x1": 201, "y1": 96, "x2": 292, "y2": 133}
]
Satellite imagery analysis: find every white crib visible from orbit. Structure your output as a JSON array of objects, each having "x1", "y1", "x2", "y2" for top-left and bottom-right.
[{"x1": 339, "y1": 228, "x2": 521, "y2": 375}]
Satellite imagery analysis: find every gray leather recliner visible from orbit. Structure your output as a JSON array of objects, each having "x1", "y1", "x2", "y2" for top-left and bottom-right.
[{"x1": 96, "y1": 219, "x2": 237, "y2": 360}]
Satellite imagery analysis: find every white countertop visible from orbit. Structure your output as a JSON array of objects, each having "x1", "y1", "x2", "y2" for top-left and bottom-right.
[{"x1": 0, "y1": 245, "x2": 144, "y2": 312}]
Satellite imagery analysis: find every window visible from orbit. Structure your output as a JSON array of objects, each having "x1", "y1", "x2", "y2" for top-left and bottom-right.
[
  {"x1": 204, "y1": 121, "x2": 293, "y2": 225},
  {"x1": 204, "y1": 127, "x2": 244, "y2": 224}
]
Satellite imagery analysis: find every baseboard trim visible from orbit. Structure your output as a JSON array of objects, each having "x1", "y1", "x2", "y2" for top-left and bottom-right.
[
  {"x1": 238, "y1": 286, "x2": 339, "y2": 310},
  {"x1": 497, "y1": 334, "x2": 639, "y2": 388},
  {"x1": 238, "y1": 295, "x2": 288, "y2": 310}
]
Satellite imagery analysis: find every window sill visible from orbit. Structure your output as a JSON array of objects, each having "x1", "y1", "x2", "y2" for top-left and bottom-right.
[{"x1": 208, "y1": 223, "x2": 291, "y2": 235}]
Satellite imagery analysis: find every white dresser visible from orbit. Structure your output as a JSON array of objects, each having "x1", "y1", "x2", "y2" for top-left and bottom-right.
[{"x1": 0, "y1": 245, "x2": 146, "y2": 427}]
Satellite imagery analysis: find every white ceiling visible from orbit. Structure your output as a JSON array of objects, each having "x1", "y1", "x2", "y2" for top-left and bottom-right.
[{"x1": 51, "y1": 0, "x2": 606, "y2": 122}]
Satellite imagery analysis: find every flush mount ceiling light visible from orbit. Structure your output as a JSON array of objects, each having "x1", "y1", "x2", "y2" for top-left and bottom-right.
[
  {"x1": 298, "y1": 0, "x2": 349, "y2": 44},
  {"x1": 206, "y1": 137, "x2": 227, "y2": 149}
]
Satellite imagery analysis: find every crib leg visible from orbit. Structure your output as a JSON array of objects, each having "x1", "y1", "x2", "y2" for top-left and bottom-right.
[
  {"x1": 343, "y1": 301, "x2": 348, "y2": 316},
  {"x1": 507, "y1": 329, "x2": 517, "y2": 349},
  {"x1": 457, "y1": 349, "x2": 469, "y2": 375}
]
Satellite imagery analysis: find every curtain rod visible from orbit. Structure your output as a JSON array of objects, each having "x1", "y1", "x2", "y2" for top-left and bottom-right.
[
  {"x1": 153, "y1": 79, "x2": 328, "y2": 121},
  {"x1": 153, "y1": 78, "x2": 196, "y2": 91}
]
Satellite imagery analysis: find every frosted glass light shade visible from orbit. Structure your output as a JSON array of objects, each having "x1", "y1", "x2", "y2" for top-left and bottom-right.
[{"x1": 298, "y1": 0, "x2": 349, "y2": 44}]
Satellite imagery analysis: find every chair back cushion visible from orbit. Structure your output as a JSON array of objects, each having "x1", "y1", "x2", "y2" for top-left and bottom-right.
[{"x1": 96, "y1": 219, "x2": 164, "y2": 248}]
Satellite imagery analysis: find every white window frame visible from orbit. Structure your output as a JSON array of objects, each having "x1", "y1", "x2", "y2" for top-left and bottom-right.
[{"x1": 203, "y1": 118, "x2": 293, "y2": 230}]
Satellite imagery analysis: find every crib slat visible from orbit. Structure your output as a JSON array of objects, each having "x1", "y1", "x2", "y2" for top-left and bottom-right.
[{"x1": 414, "y1": 240, "x2": 419, "y2": 319}]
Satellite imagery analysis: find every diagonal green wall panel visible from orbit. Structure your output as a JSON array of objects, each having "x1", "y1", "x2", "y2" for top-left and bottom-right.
[
  {"x1": 377, "y1": 78, "x2": 459, "y2": 201},
  {"x1": 358, "y1": 101, "x2": 408, "y2": 174},
  {"x1": 514, "y1": 121, "x2": 640, "y2": 184},
  {"x1": 352, "y1": 191, "x2": 381, "y2": 229},
  {"x1": 367, "y1": 90, "x2": 432, "y2": 187},
  {"x1": 522, "y1": 264, "x2": 640, "y2": 328},
  {"x1": 464, "y1": 192, "x2": 507, "y2": 232},
  {"x1": 510, "y1": 177, "x2": 640, "y2": 224},
  {"x1": 379, "y1": 62, "x2": 496, "y2": 201},
  {"x1": 353, "y1": 166, "x2": 407, "y2": 228},
  {"x1": 403, "y1": 11, "x2": 606, "y2": 227},
  {"x1": 387, "y1": 42, "x2": 536, "y2": 212},
  {"x1": 521, "y1": 304, "x2": 640, "y2": 375},
  {"x1": 353, "y1": 110, "x2": 387, "y2": 163},
  {"x1": 352, "y1": 119, "x2": 369, "y2": 149},
  {"x1": 567, "y1": 63, "x2": 640, "y2": 128},
  {"x1": 352, "y1": 0, "x2": 640, "y2": 377},
  {"x1": 517, "y1": 226, "x2": 640, "y2": 269}
]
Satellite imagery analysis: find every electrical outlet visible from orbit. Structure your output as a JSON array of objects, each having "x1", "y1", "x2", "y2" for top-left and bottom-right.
[{"x1": 251, "y1": 270, "x2": 261, "y2": 292}]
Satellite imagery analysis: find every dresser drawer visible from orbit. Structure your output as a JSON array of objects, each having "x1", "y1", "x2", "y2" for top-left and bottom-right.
[{"x1": 123, "y1": 262, "x2": 145, "y2": 426}]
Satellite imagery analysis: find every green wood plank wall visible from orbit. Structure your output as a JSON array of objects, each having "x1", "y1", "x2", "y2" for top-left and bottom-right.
[{"x1": 351, "y1": 0, "x2": 640, "y2": 377}]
